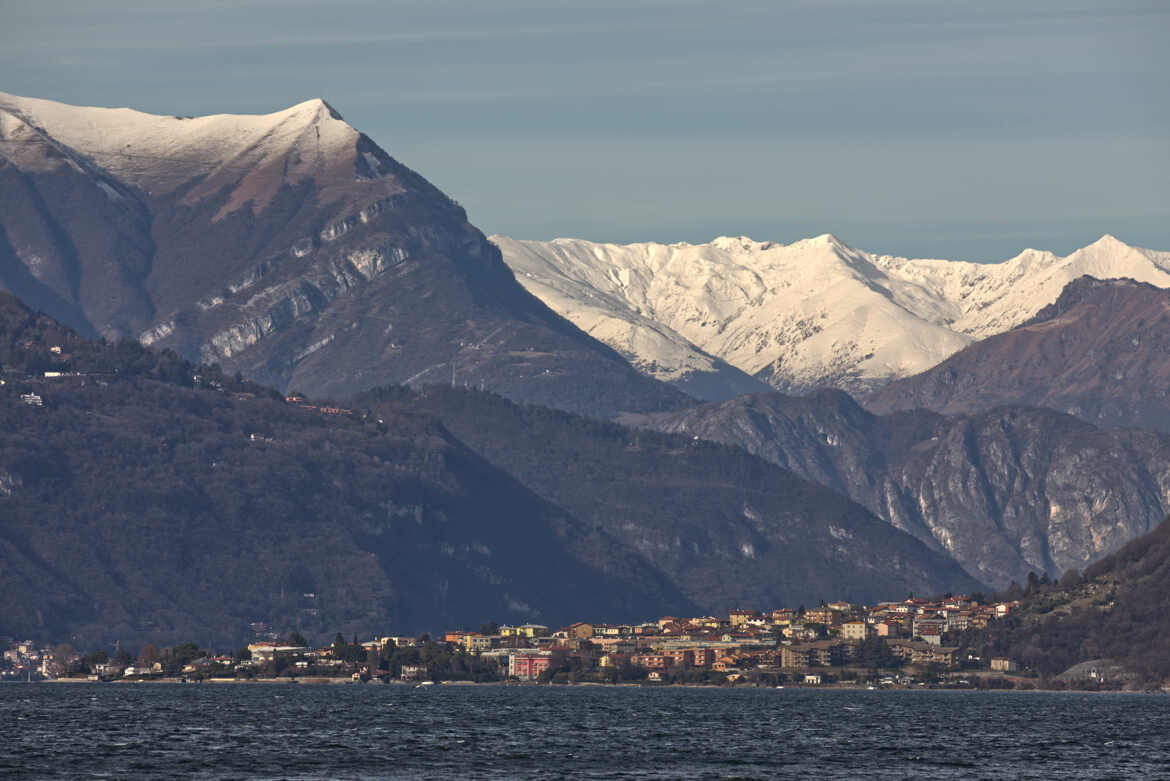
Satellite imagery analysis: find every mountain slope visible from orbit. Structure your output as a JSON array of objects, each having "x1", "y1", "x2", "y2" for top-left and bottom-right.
[
  {"x1": 369, "y1": 385, "x2": 984, "y2": 612},
  {"x1": 973, "y1": 517, "x2": 1170, "y2": 684},
  {"x1": 0, "y1": 292, "x2": 691, "y2": 646},
  {"x1": 0, "y1": 91, "x2": 686, "y2": 418},
  {"x1": 0, "y1": 292, "x2": 980, "y2": 646},
  {"x1": 867, "y1": 277, "x2": 1170, "y2": 433},
  {"x1": 493, "y1": 234, "x2": 1170, "y2": 397},
  {"x1": 625, "y1": 390, "x2": 1170, "y2": 588}
]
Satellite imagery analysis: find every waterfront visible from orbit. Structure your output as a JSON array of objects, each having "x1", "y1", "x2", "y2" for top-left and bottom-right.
[{"x1": 2, "y1": 683, "x2": 1168, "y2": 779}]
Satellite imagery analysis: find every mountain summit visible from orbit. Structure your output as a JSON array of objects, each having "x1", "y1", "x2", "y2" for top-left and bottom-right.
[
  {"x1": 0, "y1": 92, "x2": 685, "y2": 417},
  {"x1": 492, "y1": 233, "x2": 1170, "y2": 399}
]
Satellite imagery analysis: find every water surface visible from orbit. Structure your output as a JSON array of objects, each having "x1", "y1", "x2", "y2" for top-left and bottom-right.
[{"x1": 2, "y1": 683, "x2": 1166, "y2": 779}]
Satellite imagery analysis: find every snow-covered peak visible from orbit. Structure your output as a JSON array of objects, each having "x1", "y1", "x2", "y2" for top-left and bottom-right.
[
  {"x1": 0, "y1": 91, "x2": 401, "y2": 219},
  {"x1": 493, "y1": 233, "x2": 1170, "y2": 397}
]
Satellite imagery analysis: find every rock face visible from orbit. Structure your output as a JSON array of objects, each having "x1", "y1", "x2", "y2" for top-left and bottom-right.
[
  {"x1": 0, "y1": 92, "x2": 685, "y2": 418},
  {"x1": 385, "y1": 386, "x2": 984, "y2": 612},
  {"x1": 867, "y1": 277, "x2": 1170, "y2": 433},
  {"x1": 626, "y1": 390, "x2": 1170, "y2": 588},
  {"x1": 492, "y1": 234, "x2": 1170, "y2": 399}
]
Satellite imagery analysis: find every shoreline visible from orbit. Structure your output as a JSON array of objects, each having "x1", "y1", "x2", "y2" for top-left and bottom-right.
[{"x1": 33, "y1": 677, "x2": 1167, "y2": 694}]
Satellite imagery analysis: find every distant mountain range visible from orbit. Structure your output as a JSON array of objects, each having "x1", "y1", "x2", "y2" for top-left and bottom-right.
[
  {"x1": 493, "y1": 233, "x2": 1170, "y2": 400},
  {"x1": 6, "y1": 90, "x2": 1170, "y2": 649},
  {"x1": 0, "y1": 91, "x2": 683, "y2": 419}
]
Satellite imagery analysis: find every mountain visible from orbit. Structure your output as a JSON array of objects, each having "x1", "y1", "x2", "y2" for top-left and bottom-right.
[
  {"x1": 492, "y1": 233, "x2": 1170, "y2": 399},
  {"x1": 370, "y1": 385, "x2": 983, "y2": 612},
  {"x1": 0, "y1": 91, "x2": 686, "y2": 419},
  {"x1": 623, "y1": 390, "x2": 1170, "y2": 589},
  {"x1": 0, "y1": 293, "x2": 980, "y2": 647},
  {"x1": 867, "y1": 277, "x2": 1170, "y2": 433},
  {"x1": 972, "y1": 517, "x2": 1170, "y2": 685}
]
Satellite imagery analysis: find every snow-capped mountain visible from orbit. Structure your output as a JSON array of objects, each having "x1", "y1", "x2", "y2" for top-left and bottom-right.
[
  {"x1": 492, "y1": 233, "x2": 1170, "y2": 398},
  {"x1": 0, "y1": 91, "x2": 686, "y2": 417}
]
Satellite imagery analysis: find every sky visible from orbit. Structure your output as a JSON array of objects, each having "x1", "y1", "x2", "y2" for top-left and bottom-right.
[{"x1": 1, "y1": 0, "x2": 1167, "y2": 261}]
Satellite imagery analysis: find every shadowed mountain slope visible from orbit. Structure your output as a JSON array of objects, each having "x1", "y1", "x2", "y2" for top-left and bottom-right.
[
  {"x1": 1, "y1": 293, "x2": 979, "y2": 647},
  {"x1": 365, "y1": 385, "x2": 984, "y2": 612}
]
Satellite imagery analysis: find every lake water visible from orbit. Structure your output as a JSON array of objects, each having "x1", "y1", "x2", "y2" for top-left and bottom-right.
[{"x1": 2, "y1": 683, "x2": 1168, "y2": 779}]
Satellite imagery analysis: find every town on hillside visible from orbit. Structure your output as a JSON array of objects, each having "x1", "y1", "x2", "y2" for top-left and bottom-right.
[{"x1": 4, "y1": 595, "x2": 1039, "y2": 688}]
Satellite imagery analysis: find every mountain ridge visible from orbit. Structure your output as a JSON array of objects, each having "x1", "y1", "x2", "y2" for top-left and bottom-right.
[
  {"x1": 492, "y1": 232, "x2": 1170, "y2": 400},
  {"x1": 867, "y1": 276, "x2": 1170, "y2": 432}
]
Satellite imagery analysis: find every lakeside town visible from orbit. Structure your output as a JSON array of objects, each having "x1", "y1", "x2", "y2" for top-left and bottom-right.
[{"x1": 3, "y1": 594, "x2": 1045, "y2": 689}]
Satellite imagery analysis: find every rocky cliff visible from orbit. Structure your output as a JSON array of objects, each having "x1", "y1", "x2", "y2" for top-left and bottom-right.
[{"x1": 626, "y1": 389, "x2": 1170, "y2": 588}]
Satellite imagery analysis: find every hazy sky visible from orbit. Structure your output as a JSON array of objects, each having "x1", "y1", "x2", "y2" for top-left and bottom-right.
[{"x1": 2, "y1": 0, "x2": 1167, "y2": 260}]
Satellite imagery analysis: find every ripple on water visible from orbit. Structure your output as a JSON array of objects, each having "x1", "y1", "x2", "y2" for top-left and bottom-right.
[{"x1": 3, "y1": 686, "x2": 1170, "y2": 780}]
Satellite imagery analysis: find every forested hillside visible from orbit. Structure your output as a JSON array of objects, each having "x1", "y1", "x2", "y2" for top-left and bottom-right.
[
  {"x1": 971, "y1": 517, "x2": 1170, "y2": 683},
  {"x1": 1, "y1": 293, "x2": 982, "y2": 648}
]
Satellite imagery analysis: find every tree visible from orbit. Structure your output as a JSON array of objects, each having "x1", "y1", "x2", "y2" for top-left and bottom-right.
[
  {"x1": 137, "y1": 643, "x2": 160, "y2": 668},
  {"x1": 854, "y1": 637, "x2": 899, "y2": 670},
  {"x1": 82, "y1": 650, "x2": 109, "y2": 672},
  {"x1": 285, "y1": 632, "x2": 308, "y2": 647},
  {"x1": 53, "y1": 643, "x2": 77, "y2": 676}
]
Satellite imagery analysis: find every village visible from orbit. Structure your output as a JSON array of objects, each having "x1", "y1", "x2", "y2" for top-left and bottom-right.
[{"x1": 2, "y1": 594, "x2": 1028, "y2": 688}]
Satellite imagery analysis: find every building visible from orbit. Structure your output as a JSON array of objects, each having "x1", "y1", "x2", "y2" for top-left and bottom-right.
[
  {"x1": 508, "y1": 650, "x2": 565, "y2": 681},
  {"x1": 841, "y1": 620, "x2": 869, "y2": 641},
  {"x1": 248, "y1": 643, "x2": 308, "y2": 662},
  {"x1": 990, "y1": 657, "x2": 1019, "y2": 673},
  {"x1": 463, "y1": 634, "x2": 498, "y2": 653},
  {"x1": 500, "y1": 624, "x2": 549, "y2": 639},
  {"x1": 729, "y1": 609, "x2": 762, "y2": 627}
]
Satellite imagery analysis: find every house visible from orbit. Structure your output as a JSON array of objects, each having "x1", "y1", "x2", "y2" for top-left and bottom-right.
[
  {"x1": 804, "y1": 674, "x2": 822, "y2": 685},
  {"x1": 887, "y1": 640, "x2": 958, "y2": 667},
  {"x1": 990, "y1": 657, "x2": 1018, "y2": 673},
  {"x1": 400, "y1": 664, "x2": 427, "y2": 680},
  {"x1": 248, "y1": 643, "x2": 308, "y2": 662},
  {"x1": 557, "y1": 622, "x2": 594, "y2": 640},
  {"x1": 463, "y1": 634, "x2": 498, "y2": 653},
  {"x1": 841, "y1": 620, "x2": 869, "y2": 641},
  {"x1": 729, "y1": 609, "x2": 762, "y2": 627},
  {"x1": 500, "y1": 624, "x2": 549, "y2": 639}
]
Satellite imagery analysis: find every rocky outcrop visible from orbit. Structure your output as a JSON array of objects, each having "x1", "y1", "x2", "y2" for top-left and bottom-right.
[{"x1": 626, "y1": 390, "x2": 1170, "y2": 588}]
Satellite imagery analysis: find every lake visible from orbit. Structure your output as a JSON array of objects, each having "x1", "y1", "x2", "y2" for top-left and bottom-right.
[{"x1": 2, "y1": 683, "x2": 1167, "y2": 779}]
